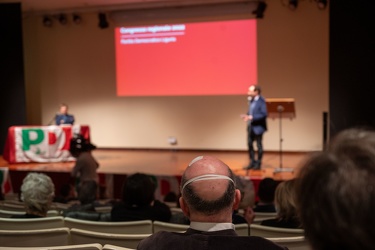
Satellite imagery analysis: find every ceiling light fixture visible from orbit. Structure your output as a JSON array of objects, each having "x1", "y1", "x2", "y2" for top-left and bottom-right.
[
  {"x1": 58, "y1": 14, "x2": 68, "y2": 25},
  {"x1": 42, "y1": 15, "x2": 52, "y2": 27},
  {"x1": 316, "y1": 0, "x2": 328, "y2": 10},
  {"x1": 252, "y1": 1, "x2": 267, "y2": 19},
  {"x1": 288, "y1": 0, "x2": 298, "y2": 10},
  {"x1": 72, "y1": 13, "x2": 82, "y2": 24},
  {"x1": 98, "y1": 13, "x2": 109, "y2": 29}
]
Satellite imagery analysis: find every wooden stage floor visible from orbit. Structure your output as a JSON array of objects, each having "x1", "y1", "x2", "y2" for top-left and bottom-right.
[{"x1": 1, "y1": 149, "x2": 311, "y2": 181}]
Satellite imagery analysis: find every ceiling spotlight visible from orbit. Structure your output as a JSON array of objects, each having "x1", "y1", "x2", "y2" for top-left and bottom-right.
[
  {"x1": 42, "y1": 16, "x2": 52, "y2": 27},
  {"x1": 288, "y1": 0, "x2": 298, "y2": 10},
  {"x1": 58, "y1": 14, "x2": 68, "y2": 25},
  {"x1": 98, "y1": 13, "x2": 109, "y2": 29},
  {"x1": 72, "y1": 14, "x2": 82, "y2": 24},
  {"x1": 252, "y1": 2, "x2": 267, "y2": 19},
  {"x1": 316, "y1": 0, "x2": 328, "y2": 10}
]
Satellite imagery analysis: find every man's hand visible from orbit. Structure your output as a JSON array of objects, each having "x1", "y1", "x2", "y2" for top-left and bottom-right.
[
  {"x1": 240, "y1": 114, "x2": 253, "y2": 122},
  {"x1": 243, "y1": 206, "x2": 255, "y2": 224}
]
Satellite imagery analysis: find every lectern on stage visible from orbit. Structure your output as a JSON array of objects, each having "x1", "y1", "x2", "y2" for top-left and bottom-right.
[{"x1": 266, "y1": 98, "x2": 295, "y2": 173}]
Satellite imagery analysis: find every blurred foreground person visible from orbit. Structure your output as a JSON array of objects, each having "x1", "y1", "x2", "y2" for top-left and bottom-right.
[
  {"x1": 137, "y1": 156, "x2": 286, "y2": 250},
  {"x1": 297, "y1": 128, "x2": 375, "y2": 250}
]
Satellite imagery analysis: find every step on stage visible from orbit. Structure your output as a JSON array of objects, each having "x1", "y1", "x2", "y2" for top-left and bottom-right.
[{"x1": 1, "y1": 149, "x2": 308, "y2": 200}]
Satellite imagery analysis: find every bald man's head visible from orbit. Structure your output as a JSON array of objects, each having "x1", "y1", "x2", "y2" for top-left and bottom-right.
[{"x1": 180, "y1": 156, "x2": 237, "y2": 216}]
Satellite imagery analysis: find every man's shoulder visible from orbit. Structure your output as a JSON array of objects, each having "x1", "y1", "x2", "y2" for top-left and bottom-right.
[
  {"x1": 137, "y1": 231, "x2": 287, "y2": 250},
  {"x1": 258, "y1": 95, "x2": 267, "y2": 102},
  {"x1": 204, "y1": 235, "x2": 287, "y2": 250},
  {"x1": 137, "y1": 231, "x2": 183, "y2": 249}
]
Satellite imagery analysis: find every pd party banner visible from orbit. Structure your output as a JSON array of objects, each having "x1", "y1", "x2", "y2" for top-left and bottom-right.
[{"x1": 3, "y1": 125, "x2": 90, "y2": 163}]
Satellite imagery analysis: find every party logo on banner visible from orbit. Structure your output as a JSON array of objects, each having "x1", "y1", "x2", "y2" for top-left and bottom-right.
[{"x1": 14, "y1": 126, "x2": 81, "y2": 162}]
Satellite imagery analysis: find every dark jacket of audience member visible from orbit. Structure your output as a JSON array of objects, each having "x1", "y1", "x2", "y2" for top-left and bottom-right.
[
  {"x1": 63, "y1": 180, "x2": 97, "y2": 214},
  {"x1": 111, "y1": 173, "x2": 171, "y2": 222},
  {"x1": 261, "y1": 179, "x2": 301, "y2": 229}
]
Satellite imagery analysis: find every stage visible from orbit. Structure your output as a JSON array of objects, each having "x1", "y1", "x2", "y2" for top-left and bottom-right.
[{"x1": 0, "y1": 149, "x2": 309, "y2": 200}]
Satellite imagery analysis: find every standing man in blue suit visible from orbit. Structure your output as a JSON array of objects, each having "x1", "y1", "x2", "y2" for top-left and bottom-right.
[
  {"x1": 55, "y1": 103, "x2": 75, "y2": 125},
  {"x1": 241, "y1": 85, "x2": 268, "y2": 170}
]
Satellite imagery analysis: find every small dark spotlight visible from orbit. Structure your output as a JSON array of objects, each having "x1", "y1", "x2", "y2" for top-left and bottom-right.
[
  {"x1": 316, "y1": 0, "x2": 328, "y2": 10},
  {"x1": 58, "y1": 14, "x2": 68, "y2": 25},
  {"x1": 98, "y1": 13, "x2": 109, "y2": 29},
  {"x1": 288, "y1": 0, "x2": 298, "y2": 10},
  {"x1": 252, "y1": 1, "x2": 267, "y2": 19},
  {"x1": 43, "y1": 16, "x2": 53, "y2": 27},
  {"x1": 73, "y1": 14, "x2": 82, "y2": 25}
]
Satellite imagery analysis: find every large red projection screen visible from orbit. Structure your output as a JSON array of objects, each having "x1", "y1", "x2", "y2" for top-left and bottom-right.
[{"x1": 115, "y1": 19, "x2": 257, "y2": 96}]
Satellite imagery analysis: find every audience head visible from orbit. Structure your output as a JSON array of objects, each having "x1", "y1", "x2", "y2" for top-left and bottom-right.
[
  {"x1": 122, "y1": 173, "x2": 156, "y2": 207},
  {"x1": 234, "y1": 175, "x2": 255, "y2": 209},
  {"x1": 296, "y1": 128, "x2": 375, "y2": 250},
  {"x1": 78, "y1": 180, "x2": 98, "y2": 205},
  {"x1": 257, "y1": 177, "x2": 278, "y2": 204},
  {"x1": 21, "y1": 173, "x2": 55, "y2": 216},
  {"x1": 179, "y1": 156, "x2": 240, "y2": 222},
  {"x1": 69, "y1": 134, "x2": 96, "y2": 157},
  {"x1": 164, "y1": 191, "x2": 178, "y2": 203},
  {"x1": 274, "y1": 179, "x2": 297, "y2": 221},
  {"x1": 54, "y1": 183, "x2": 76, "y2": 203}
]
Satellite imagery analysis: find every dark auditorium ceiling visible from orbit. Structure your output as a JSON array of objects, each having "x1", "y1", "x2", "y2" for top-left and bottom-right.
[{"x1": 0, "y1": 0, "x2": 250, "y2": 13}]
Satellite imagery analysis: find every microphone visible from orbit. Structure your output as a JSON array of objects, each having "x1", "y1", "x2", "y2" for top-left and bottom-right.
[{"x1": 47, "y1": 113, "x2": 58, "y2": 126}]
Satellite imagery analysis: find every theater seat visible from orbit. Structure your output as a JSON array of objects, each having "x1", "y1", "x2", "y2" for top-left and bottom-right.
[
  {"x1": 70, "y1": 228, "x2": 150, "y2": 249},
  {"x1": 0, "y1": 227, "x2": 70, "y2": 247},
  {"x1": 64, "y1": 217, "x2": 153, "y2": 234},
  {"x1": 0, "y1": 216, "x2": 64, "y2": 230}
]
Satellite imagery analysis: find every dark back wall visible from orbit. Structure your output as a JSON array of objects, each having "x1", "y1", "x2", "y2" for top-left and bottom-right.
[
  {"x1": 329, "y1": 1, "x2": 375, "y2": 137},
  {"x1": 0, "y1": 3, "x2": 26, "y2": 153}
]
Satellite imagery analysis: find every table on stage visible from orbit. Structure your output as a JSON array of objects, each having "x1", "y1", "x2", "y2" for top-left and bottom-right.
[{"x1": 3, "y1": 125, "x2": 90, "y2": 163}]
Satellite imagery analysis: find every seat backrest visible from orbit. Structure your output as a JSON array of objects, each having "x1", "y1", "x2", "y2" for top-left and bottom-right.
[
  {"x1": 0, "y1": 209, "x2": 24, "y2": 218},
  {"x1": 0, "y1": 227, "x2": 70, "y2": 247},
  {"x1": 250, "y1": 224, "x2": 304, "y2": 237},
  {"x1": 252, "y1": 212, "x2": 277, "y2": 224},
  {"x1": 70, "y1": 228, "x2": 151, "y2": 249},
  {"x1": 0, "y1": 202, "x2": 25, "y2": 212},
  {"x1": 103, "y1": 244, "x2": 135, "y2": 250},
  {"x1": 170, "y1": 207, "x2": 183, "y2": 215},
  {"x1": 266, "y1": 236, "x2": 310, "y2": 250},
  {"x1": 64, "y1": 217, "x2": 153, "y2": 234},
  {"x1": 254, "y1": 212, "x2": 278, "y2": 219},
  {"x1": 153, "y1": 220, "x2": 189, "y2": 233},
  {"x1": 47, "y1": 210, "x2": 61, "y2": 217},
  {"x1": 0, "y1": 243, "x2": 102, "y2": 250},
  {"x1": 0, "y1": 209, "x2": 60, "y2": 218},
  {"x1": 235, "y1": 223, "x2": 249, "y2": 236},
  {"x1": 0, "y1": 216, "x2": 65, "y2": 230},
  {"x1": 94, "y1": 206, "x2": 112, "y2": 213}
]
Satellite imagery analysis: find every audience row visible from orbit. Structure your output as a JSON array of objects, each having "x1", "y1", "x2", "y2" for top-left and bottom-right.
[{"x1": 2, "y1": 127, "x2": 374, "y2": 249}]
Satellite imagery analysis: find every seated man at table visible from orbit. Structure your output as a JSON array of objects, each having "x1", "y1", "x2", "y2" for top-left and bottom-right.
[
  {"x1": 137, "y1": 156, "x2": 287, "y2": 250},
  {"x1": 55, "y1": 103, "x2": 75, "y2": 125}
]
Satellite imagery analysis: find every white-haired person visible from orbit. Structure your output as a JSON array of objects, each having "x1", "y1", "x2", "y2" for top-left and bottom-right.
[{"x1": 12, "y1": 172, "x2": 55, "y2": 218}]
